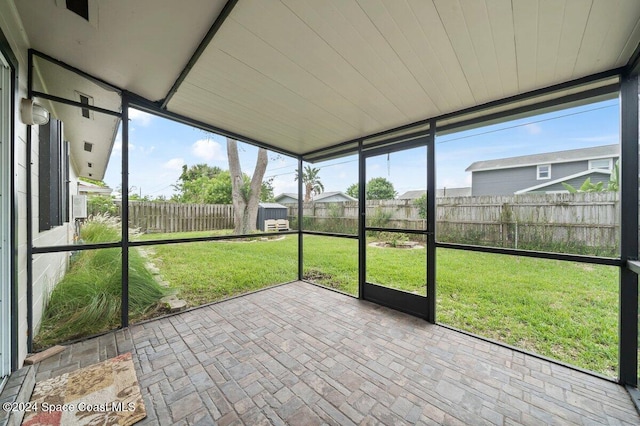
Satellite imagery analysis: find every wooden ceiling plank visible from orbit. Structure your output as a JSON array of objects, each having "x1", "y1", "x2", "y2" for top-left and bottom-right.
[
  {"x1": 434, "y1": 0, "x2": 490, "y2": 103},
  {"x1": 485, "y1": 0, "x2": 519, "y2": 95},
  {"x1": 230, "y1": 0, "x2": 406, "y2": 125},
  {"x1": 171, "y1": 84, "x2": 312, "y2": 149},
  {"x1": 407, "y1": 0, "x2": 475, "y2": 107},
  {"x1": 373, "y1": 0, "x2": 454, "y2": 113},
  {"x1": 598, "y1": 0, "x2": 640, "y2": 67},
  {"x1": 554, "y1": 0, "x2": 592, "y2": 83},
  {"x1": 186, "y1": 60, "x2": 349, "y2": 142},
  {"x1": 535, "y1": 0, "x2": 566, "y2": 87},
  {"x1": 460, "y1": 0, "x2": 505, "y2": 99},
  {"x1": 344, "y1": 0, "x2": 439, "y2": 118},
  {"x1": 211, "y1": 19, "x2": 383, "y2": 132},
  {"x1": 573, "y1": 0, "x2": 618, "y2": 76},
  {"x1": 192, "y1": 50, "x2": 357, "y2": 135},
  {"x1": 512, "y1": 0, "x2": 539, "y2": 92},
  {"x1": 283, "y1": 0, "x2": 435, "y2": 121}
]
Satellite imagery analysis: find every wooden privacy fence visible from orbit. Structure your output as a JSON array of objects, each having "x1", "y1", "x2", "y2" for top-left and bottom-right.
[
  {"x1": 89, "y1": 193, "x2": 619, "y2": 252},
  {"x1": 125, "y1": 202, "x2": 233, "y2": 233},
  {"x1": 436, "y1": 192, "x2": 619, "y2": 251},
  {"x1": 284, "y1": 192, "x2": 620, "y2": 252}
]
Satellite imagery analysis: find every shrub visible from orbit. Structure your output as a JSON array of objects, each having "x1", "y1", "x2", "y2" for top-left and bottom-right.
[
  {"x1": 34, "y1": 217, "x2": 166, "y2": 349},
  {"x1": 87, "y1": 195, "x2": 119, "y2": 217}
]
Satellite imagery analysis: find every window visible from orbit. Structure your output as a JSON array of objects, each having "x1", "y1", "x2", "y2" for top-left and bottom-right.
[
  {"x1": 537, "y1": 164, "x2": 551, "y2": 180},
  {"x1": 39, "y1": 118, "x2": 69, "y2": 231},
  {"x1": 589, "y1": 158, "x2": 613, "y2": 170}
]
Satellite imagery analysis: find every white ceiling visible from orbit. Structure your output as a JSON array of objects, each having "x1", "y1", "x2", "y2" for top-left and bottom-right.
[
  {"x1": 13, "y1": 0, "x2": 640, "y2": 161},
  {"x1": 32, "y1": 56, "x2": 121, "y2": 180},
  {"x1": 16, "y1": 0, "x2": 227, "y2": 101}
]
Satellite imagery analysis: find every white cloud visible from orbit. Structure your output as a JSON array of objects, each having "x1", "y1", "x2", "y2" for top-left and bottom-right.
[
  {"x1": 129, "y1": 109, "x2": 154, "y2": 127},
  {"x1": 111, "y1": 140, "x2": 137, "y2": 157},
  {"x1": 192, "y1": 138, "x2": 225, "y2": 162},
  {"x1": 139, "y1": 146, "x2": 156, "y2": 155},
  {"x1": 163, "y1": 158, "x2": 185, "y2": 171},
  {"x1": 271, "y1": 177, "x2": 297, "y2": 196},
  {"x1": 524, "y1": 123, "x2": 542, "y2": 135}
]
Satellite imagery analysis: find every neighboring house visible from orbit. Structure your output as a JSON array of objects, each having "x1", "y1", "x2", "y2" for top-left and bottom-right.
[
  {"x1": 275, "y1": 191, "x2": 357, "y2": 203},
  {"x1": 465, "y1": 145, "x2": 619, "y2": 196},
  {"x1": 398, "y1": 188, "x2": 471, "y2": 200},
  {"x1": 274, "y1": 193, "x2": 298, "y2": 204},
  {"x1": 397, "y1": 190, "x2": 425, "y2": 200}
]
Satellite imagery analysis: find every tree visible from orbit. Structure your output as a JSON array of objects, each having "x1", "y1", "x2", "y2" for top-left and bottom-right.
[
  {"x1": 346, "y1": 183, "x2": 359, "y2": 198},
  {"x1": 367, "y1": 177, "x2": 397, "y2": 200},
  {"x1": 345, "y1": 178, "x2": 397, "y2": 200},
  {"x1": 413, "y1": 193, "x2": 427, "y2": 219},
  {"x1": 562, "y1": 161, "x2": 620, "y2": 193},
  {"x1": 175, "y1": 171, "x2": 233, "y2": 204},
  {"x1": 173, "y1": 164, "x2": 223, "y2": 197},
  {"x1": 261, "y1": 178, "x2": 275, "y2": 202},
  {"x1": 296, "y1": 165, "x2": 324, "y2": 202},
  {"x1": 179, "y1": 163, "x2": 223, "y2": 182},
  {"x1": 227, "y1": 138, "x2": 268, "y2": 234}
]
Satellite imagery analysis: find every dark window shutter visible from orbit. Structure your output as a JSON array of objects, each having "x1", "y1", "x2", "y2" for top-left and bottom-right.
[{"x1": 38, "y1": 118, "x2": 66, "y2": 231}]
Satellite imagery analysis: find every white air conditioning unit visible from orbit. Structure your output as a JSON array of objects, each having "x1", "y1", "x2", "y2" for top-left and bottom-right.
[{"x1": 72, "y1": 195, "x2": 87, "y2": 219}]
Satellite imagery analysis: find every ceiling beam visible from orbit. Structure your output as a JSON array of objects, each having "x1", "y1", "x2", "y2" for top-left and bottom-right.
[
  {"x1": 30, "y1": 49, "x2": 122, "y2": 94},
  {"x1": 161, "y1": 0, "x2": 238, "y2": 108}
]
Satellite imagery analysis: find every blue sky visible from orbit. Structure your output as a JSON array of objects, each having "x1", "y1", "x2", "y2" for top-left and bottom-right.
[{"x1": 104, "y1": 98, "x2": 620, "y2": 198}]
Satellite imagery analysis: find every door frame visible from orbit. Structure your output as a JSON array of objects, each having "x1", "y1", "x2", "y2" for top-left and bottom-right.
[
  {"x1": 358, "y1": 133, "x2": 435, "y2": 320},
  {"x1": 0, "y1": 48, "x2": 12, "y2": 381}
]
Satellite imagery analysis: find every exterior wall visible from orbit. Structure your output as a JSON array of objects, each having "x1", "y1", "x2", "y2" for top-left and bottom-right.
[
  {"x1": 531, "y1": 173, "x2": 612, "y2": 193},
  {"x1": 30, "y1": 158, "x2": 78, "y2": 334},
  {"x1": 0, "y1": 0, "x2": 30, "y2": 368},
  {"x1": 471, "y1": 159, "x2": 614, "y2": 195},
  {"x1": 0, "y1": 4, "x2": 76, "y2": 367},
  {"x1": 315, "y1": 194, "x2": 352, "y2": 202}
]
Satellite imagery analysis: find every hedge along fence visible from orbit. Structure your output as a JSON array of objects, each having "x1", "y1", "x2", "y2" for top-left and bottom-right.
[{"x1": 284, "y1": 192, "x2": 620, "y2": 255}]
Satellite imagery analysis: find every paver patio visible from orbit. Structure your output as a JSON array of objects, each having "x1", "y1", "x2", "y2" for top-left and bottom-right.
[{"x1": 34, "y1": 281, "x2": 640, "y2": 425}]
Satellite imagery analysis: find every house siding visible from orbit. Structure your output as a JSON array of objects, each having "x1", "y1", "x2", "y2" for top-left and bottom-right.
[
  {"x1": 530, "y1": 173, "x2": 612, "y2": 193},
  {"x1": 315, "y1": 194, "x2": 353, "y2": 202},
  {"x1": 0, "y1": 5, "x2": 77, "y2": 368},
  {"x1": 471, "y1": 159, "x2": 614, "y2": 195},
  {"x1": 276, "y1": 195, "x2": 297, "y2": 204}
]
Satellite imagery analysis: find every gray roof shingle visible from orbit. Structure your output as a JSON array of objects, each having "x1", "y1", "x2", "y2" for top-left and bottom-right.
[{"x1": 465, "y1": 144, "x2": 619, "y2": 172}]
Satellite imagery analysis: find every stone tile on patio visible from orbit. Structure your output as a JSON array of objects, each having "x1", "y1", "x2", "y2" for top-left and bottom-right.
[{"x1": 34, "y1": 281, "x2": 640, "y2": 425}]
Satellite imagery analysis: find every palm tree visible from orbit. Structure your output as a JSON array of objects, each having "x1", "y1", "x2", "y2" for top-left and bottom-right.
[{"x1": 295, "y1": 165, "x2": 324, "y2": 202}]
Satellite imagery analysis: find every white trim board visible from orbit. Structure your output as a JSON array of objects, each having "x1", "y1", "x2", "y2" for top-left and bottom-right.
[{"x1": 0, "y1": 53, "x2": 11, "y2": 379}]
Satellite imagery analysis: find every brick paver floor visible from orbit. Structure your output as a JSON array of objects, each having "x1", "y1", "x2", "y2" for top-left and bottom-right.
[{"x1": 34, "y1": 281, "x2": 640, "y2": 425}]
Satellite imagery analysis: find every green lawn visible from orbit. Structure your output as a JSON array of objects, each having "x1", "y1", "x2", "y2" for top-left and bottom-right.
[
  {"x1": 140, "y1": 232, "x2": 619, "y2": 376},
  {"x1": 139, "y1": 232, "x2": 298, "y2": 305}
]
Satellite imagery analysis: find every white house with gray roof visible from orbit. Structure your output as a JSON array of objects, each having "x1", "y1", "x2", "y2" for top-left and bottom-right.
[
  {"x1": 275, "y1": 191, "x2": 356, "y2": 204},
  {"x1": 465, "y1": 144, "x2": 619, "y2": 196}
]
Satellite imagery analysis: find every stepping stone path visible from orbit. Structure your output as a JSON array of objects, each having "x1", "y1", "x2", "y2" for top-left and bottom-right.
[{"x1": 137, "y1": 248, "x2": 188, "y2": 313}]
